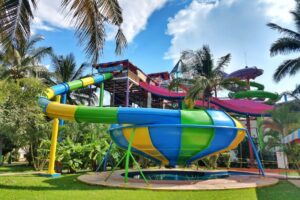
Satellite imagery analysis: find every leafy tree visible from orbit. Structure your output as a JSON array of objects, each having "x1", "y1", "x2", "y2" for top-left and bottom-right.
[
  {"x1": 263, "y1": 103, "x2": 300, "y2": 137},
  {"x1": 0, "y1": 35, "x2": 52, "y2": 81},
  {"x1": 0, "y1": 0, "x2": 127, "y2": 63},
  {"x1": 47, "y1": 53, "x2": 97, "y2": 105},
  {"x1": 263, "y1": 102, "x2": 300, "y2": 169},
  {"x1": 267, "y1": 0, "x2": 300, "y2": 81},
  {"x1": 170, "y1": 45, "x2": 235, "y2": 108},
  {"x1": 0, "y1": 78, "x2": 51, "y2": 169}
]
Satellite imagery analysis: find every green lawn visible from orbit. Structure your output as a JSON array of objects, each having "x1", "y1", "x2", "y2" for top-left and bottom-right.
[
  {"x1": 0, "y1": 164, "x2": 34, "y2": 174},
  {"x1": 0, "y1": 174, "x2": 299, "y2": 200}
]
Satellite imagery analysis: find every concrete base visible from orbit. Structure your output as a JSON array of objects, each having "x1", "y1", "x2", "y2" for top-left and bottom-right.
[
  {"x1": 39, "y1": 173, "x2": 61, "y2": 178},
  {"x1": 78, "y1": 169, "x2": 279, "y2": 190}
]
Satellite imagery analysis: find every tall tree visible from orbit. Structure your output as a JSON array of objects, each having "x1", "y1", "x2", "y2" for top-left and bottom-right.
[
  {"x1": 0, "y1": 35, "x2": 52, "y2": 81},
  {"x1": 268, "y1": 0, "x2": 300, "y2": 81},
  {"x1": 170, "y1": 45, "x2": 234, "y2": 107},
  {"x1": 48, "y1": 53, "x2": 97, "y2": 105},
  {"x1": 0, "y1": 0, "x2": 127, "y2": 63}
]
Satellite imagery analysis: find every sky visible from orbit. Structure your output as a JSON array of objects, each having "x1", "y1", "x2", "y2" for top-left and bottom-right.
[{"x1": 32, "y1": 0, "x2": 299, "y2": 96}]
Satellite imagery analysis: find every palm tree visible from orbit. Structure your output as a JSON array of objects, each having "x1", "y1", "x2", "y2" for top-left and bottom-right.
[
  {"x1": 0, "y1": 0, "x2": 127, "y2": 63},
  {"x1": 170, "y1": 45, "x2": 233, "y2": 108},
  {"x1": 47, "y1": 53, "x2": 97, "y2": 105},
  {"x1": 267, "y1": 0, "x2": 300, "y2": 82},
  {"x1": 0, "y1": 35, "x2": 52, "y2": 81},
  {"x1": 263, "y1": 102, "x2": 300, "y2": 169}
]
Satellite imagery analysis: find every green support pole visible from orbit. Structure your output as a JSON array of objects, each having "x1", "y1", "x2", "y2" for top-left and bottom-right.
[
  {"x1": 99, "y1": 83, "x2": 104, "y2": 107},
  {"x1": 105, "y1": 127, "x2": 148, "y2": 184},
  {"x1": 125, "y1": 128, "x2": 136, "y2": 183},
  {"x1": 104, "y1": 153, "x2": 126, "y2": 181},
  {"x1": 130, "y1": 153, "x2": 148, "y2": 184}
]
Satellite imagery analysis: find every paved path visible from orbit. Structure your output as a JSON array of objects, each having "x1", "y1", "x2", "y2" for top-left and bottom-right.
[
  {"x1": 0, "y1": 171, "x2": 42, "y2": 176},
  {"x1": 289, "y1": 180, "x2": 300, "y2": 188}
]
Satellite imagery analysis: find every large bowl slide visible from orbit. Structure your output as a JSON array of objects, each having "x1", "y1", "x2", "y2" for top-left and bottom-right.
[{"x1": 38, "y1": 73, "x2": 246, "y2": 166}]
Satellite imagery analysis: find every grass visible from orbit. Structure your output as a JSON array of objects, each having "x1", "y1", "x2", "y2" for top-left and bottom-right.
[
  {"x1": 0, "y1": 163, "x2": 34, "y2": 174},
  {"x1": 0, "y1": 174, "x2": 299, "y2": 200}
]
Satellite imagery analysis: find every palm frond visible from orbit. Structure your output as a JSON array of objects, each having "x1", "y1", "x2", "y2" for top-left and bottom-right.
[
  {"x1": 23, "y1": 46, "x2": 52, "y2": 65},
  {"x1": 267, "y1": 23, "x2": 300, "y2": 39},
  {"x1": 0, "y1": 0, "x2": 36, "y2": 47},
  {"x1": 62, "y1": 0, "x2": 105, "y2": 63},
  {"x1": 290, "y1": 3, "x2": 300, "y2": 32},
  {"x1": 98, "y1": 0, "x2": 123, "y2": 25},
  {"x1": 115, "y1": 27, "x2": 127, "y2": 55},
  {"x1": 199, "y1": 45, "x2": 213, "y2": 76},
  {"x1": 292, "y1": 84, "x2": 300, "y2": 95},
  {"x1": 220, "y1": 77, "x2": 247, "y2": 92},
  {"x1": 270, "y1": 37, "x2": 300, "y2": 56},
  {"x1": 71, "y1": 62, "x2": 88, "y2": 80},
  {"x1": 273, "y1": 57, "x2": 300, "y2": 82},
  {"x1": 26, "y1": 35, "x2": 45, "y2": 51},
  {"x1": 187, "y1": 75, "x2": 209, "y2": 101},
  {"x1": 99, "y1": 0, "x2": 128, "y2": 54},
  {"x1": 215, "y1": 53, "x2": 231, "y2": 71},
  {"x1": 168, "y1": 78, "x2": 194, "y2": 91},
  {"x1": 262, "y1": 119, "x2": 282, "y2": 133}
]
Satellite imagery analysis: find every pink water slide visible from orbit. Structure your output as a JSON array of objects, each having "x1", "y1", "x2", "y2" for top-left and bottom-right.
[{"x1": 139, "y1": 82, "x2": 273, "y2": 116}]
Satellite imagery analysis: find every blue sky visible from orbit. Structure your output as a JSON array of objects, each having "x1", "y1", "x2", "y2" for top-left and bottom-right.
[{"x1": 33, "y1": 0, "x2": 299, "y2": 96}]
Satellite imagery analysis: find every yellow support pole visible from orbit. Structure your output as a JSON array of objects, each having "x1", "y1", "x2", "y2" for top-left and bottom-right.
[{"x1": 47, "y1": 95, "x2": 61, "y2": 175}]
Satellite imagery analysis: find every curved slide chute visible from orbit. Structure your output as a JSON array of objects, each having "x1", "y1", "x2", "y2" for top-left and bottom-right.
[
  {"x1": 39, "y1": 73, "x2": 247, "y2": 167},
  {"x1": 139, "y1": 81, "x2": 273, "y2": 116},
  {"x1": 229, "y1": 90, "x2": 279, "y2": 101},
  {"x1": 224, "y1": 67, "x2": 280, "y2": 104}
]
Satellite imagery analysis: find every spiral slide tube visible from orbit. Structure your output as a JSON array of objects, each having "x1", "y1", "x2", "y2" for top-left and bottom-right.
[{"x1": 39, "y1": 73, "x2": 264, "y2": 175}]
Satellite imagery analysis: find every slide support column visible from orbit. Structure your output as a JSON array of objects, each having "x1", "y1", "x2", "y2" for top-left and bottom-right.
[
  {"x1": 47, "y1": 95, "x2": 61, "y2": 176},
  {"x1": 125, "y1": 77, "x2": 130, "y2": 107},
  {"x1": 246, "y1": 115, "x2": 254, "y2": 167},
  {"x1": 246, "y1": 130, "x2": 265, "y2": 176},
  {"x1": 99, "y1": 83, "x2": 104, "y2": 107},
  {"x1": 58, "y1": 93, "x2": 67, "y2": 142}
]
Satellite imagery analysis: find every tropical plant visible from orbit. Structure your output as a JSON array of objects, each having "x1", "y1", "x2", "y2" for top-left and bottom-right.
[
  {"x1": 55, "y1": 122, "x2": 120, "y2": 172},
  {"x1": 47, "y1": 53, "x2": 97, "y2": 105},
  {"x1": 263, "y1": 104, "x2": 300, "y2": 137},
  {"x1": 170, "y1": 45, "x2": 236, "y2": 108},
  {"x1": 0, "y1": 78, "x2": 52, "y2": 169},
  {"x1": 263, "y1": 102, "x2": 300, "y2": 169},
  {"x1": 0, "y1": 0, "x2": 127, "y2": 63},
  {"x1": 0, "y1": 35, "x2": 52, "y2": 81},
  {"x1": 267, "y1": 0, "x2": 300, "y2": 82}
]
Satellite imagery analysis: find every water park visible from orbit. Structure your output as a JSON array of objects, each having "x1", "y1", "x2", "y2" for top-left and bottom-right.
[{"x1": 1, "y1": 0, "x2": 300, "y2": 200}]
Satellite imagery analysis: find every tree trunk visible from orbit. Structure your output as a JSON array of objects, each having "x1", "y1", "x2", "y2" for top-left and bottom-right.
[
  {"x1": 0, "y1": 139, "x2": 3, "y2": 166},
  {"x1": 214, "y1": 87, "x2": 217, "y2": 98}
]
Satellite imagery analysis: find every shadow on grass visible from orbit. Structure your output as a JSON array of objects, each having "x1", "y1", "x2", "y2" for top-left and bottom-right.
[
  {"x1": 256, "y1": 181, "x2": 300, "y2": 200},
  {"x1": 0, "y1": 165, "x2": 34, "y2": 173},
  {"x1": 0, "y1": 174, "x2": 121, "y2": 191}
]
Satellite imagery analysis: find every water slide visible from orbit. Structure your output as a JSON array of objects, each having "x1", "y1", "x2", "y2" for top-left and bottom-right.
[
  {"x1": 225, "y1": 67, "x2": 280, "y2": 103},
  {"x1": 139, "y1": 81, "x2": 273, "y2": 116},
  {"x1": 38, "y1": 73, "x2": 251, "y2": 167}
]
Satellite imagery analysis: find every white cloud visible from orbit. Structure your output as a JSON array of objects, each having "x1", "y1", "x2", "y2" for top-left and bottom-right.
[
  {"x1": 114, "y1": 0, "x2": 167, "y2": 42},
  {"x1": 32, "y1": 0, "x2": 73, "y2": 32},
  {"x1": 164, "y1": 0, "x2": 299, "y2": 94},
  {"x1": 258, "y1": 0, "x2": 296, "y2": 24},
  {"x1": 32, "y1": 0, "x2": 167, "y2": 43},
  {"x1": 165, "y1": 0, "x2": 218, "y2": 61}
]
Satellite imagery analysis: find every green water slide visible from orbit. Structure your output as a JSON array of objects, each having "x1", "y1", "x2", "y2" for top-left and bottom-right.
[
  {"x1": 229, "y1": 90, "x2": 279, "y2": 100},
  {"x1": 228, "y1": 80, "x2": 279, "y2": 102},
  {"x1": 250, "y1": 81, "x2": 264, "y2": 90}
]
